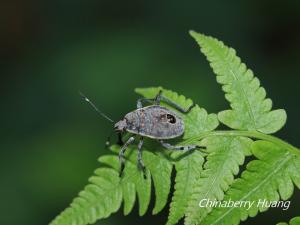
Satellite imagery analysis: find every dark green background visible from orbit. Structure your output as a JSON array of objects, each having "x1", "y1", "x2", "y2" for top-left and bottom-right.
[{"x1": 1, "y1": 1, "x2": 299, "y2": 224}]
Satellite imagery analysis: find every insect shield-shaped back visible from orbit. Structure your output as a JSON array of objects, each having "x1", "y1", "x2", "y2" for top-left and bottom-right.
[{"x1": 124, "y1": 105, "x2": 184, "y2": 139}]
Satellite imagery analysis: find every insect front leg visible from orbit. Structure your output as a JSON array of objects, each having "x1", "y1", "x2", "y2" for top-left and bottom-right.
[
  {"x1": 119, "y1": 136, "x2": 135, "y2": 177},
  {"x1": 159, "y1": 140, "x2": 199, "y2": 151},
  {"x1": 137, "y1": 137, "x2": 147, "y2": 179}
]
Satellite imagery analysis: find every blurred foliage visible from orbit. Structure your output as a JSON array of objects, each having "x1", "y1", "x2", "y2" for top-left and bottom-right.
[{"x1": 0, "y1": 0, "x2": 299, "y2": 225}]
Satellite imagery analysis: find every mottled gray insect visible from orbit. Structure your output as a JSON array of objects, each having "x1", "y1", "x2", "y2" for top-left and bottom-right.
[{"x1": 81, "y1": 90, "x2": 199, "y2": 177}]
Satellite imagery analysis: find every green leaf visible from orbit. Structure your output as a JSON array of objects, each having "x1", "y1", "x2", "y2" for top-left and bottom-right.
[
  {"x1": 106, "y1": 145, "x2": 173, "y2": 216},
  {"x1": 190, "y1": 31, "x2": 287, "y2": 134},
  {"x1": 185, "y1": 136, "x2": 252, "y2": 225},
  {"x1": 50, "y1": 145, "x2": 173, "y2": 225},
  {"x1": 135, "y1": 87, "x2": 219, "y2": 138},
  {"x1": 202, "y1": 141, "x2": 300, "y2": 225},
  {"x1": 106, "y1": 146, "x2": 152, "y2": 216},
  {"x1": 167, "y1": 151, "x2": 204, "y2": 225},
  {"x1": 50, "y1": 167, "x2": 122, "y2": 225},
  {"x1": 145, "y1": 149, "x2": 173, "y2": 214},
  {"x1": 277, "y1": 217, "x2": 300, "y2": 225},
  {"x1": 97, "y1": 155, "x2": 136, "y2": 215}
]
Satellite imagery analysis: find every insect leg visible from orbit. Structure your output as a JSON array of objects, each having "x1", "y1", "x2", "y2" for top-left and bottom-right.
[
  {"x1": 119, "y1": 136, "x2": 135, "y2": 177},
  {"x1": 159, "y1": 140, "x2": 199, "y2": 151},
  {"x1": 137, "y1": 90, "x2": 165, "y2": 108},
  {"x1": 155, "y1": 91, "x2": 196, "y2": 113},
  {"x1": 105, "y1": 132, "x2": 123, "y2": 148},
  {"x1": 105, "y1": 130, "x2": 114, "y2": 148},
  {"x1": 137, "y1": 98, "x2": 155, "y2": 108},
  {"x1": 137, "y1": 137, "x2": 147, "y2": 179},
  {"x1": 154, "y1": 90, "x2": 163, "y2": 104},
  {"x1": 137, "y1": 90, "x2": 195, "y2": 113}
]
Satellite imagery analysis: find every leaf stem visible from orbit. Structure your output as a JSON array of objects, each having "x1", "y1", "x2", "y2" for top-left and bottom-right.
[{"x1": 187, "y1": 130, "x2": 300, "y2": 157}]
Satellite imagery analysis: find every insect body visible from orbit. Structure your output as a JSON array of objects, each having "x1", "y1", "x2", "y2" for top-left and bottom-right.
[
  {"x1": 81, "y1": 90, "x2": 199, "y2": 178},
  {"x1": 113, "y1": 90, "x2": 199, "y2": 177},
  {"x1": 115, "y1": 105, "x2": 184, "y2": 139}
]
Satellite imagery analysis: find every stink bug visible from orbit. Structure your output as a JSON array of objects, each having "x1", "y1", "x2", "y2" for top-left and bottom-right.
[{"x1": 81, "y1": 90, "x2": 198, "y2": 177}]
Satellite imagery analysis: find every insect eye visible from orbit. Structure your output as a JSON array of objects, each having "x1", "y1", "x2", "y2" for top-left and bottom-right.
[{"x1": 167, "y1": 114, "x2": 176, "y2": 124}]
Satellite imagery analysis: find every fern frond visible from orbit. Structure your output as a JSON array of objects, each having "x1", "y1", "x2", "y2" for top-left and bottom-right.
[
  {"x1": 190, "y1": 31, "x2": 287, "y2": 134},
  {"x1": 202, "y1": 141, "x2": 300, "y2": 225},
  {"x1": 184, "y1": 136, "x2": 252, "y2": 225},
  {"x1": 49, "y1": 30, "x2": 299, "y2": 225},
  {"x1": 166, "y1": 151, "x2": 204, "y2": 225},
  {"x1": 277, "y1": 217, "x2": 300, "y2": 225},
  {"x1": 50, "y1": 167, "x2": 122, "y2": 225},
  {"x1": 50, "y1": 145, "x2": 173, "y2": 225},
  {"x1": 135, "y1": 87, "x2": 219, "y2": 138}
]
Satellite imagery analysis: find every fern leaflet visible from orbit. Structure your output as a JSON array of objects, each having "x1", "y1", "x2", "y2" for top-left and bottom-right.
[
  {"x1": 184, "y1": 136, "x2": 252, "y2": 225},
  {"x1": 50, "y1": 145, "x2": 172, "y2": 225},
  {"x1": 166, "y1": 151, "x2": 204, "y2": 225},
  {"x1": 190, "y1": 31, "x2": 287, "y2": 134},
  {"x1": 277, "y1": 217, "x2": 300, "y2": 225},
  {"x1": 201, "y1": 141, "x2": 300, "y2": 225}
]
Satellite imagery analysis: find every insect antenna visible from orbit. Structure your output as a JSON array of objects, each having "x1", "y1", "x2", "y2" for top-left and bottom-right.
[{"x1": 79, "y1": 91, "x2": 115, "y2": 123}]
